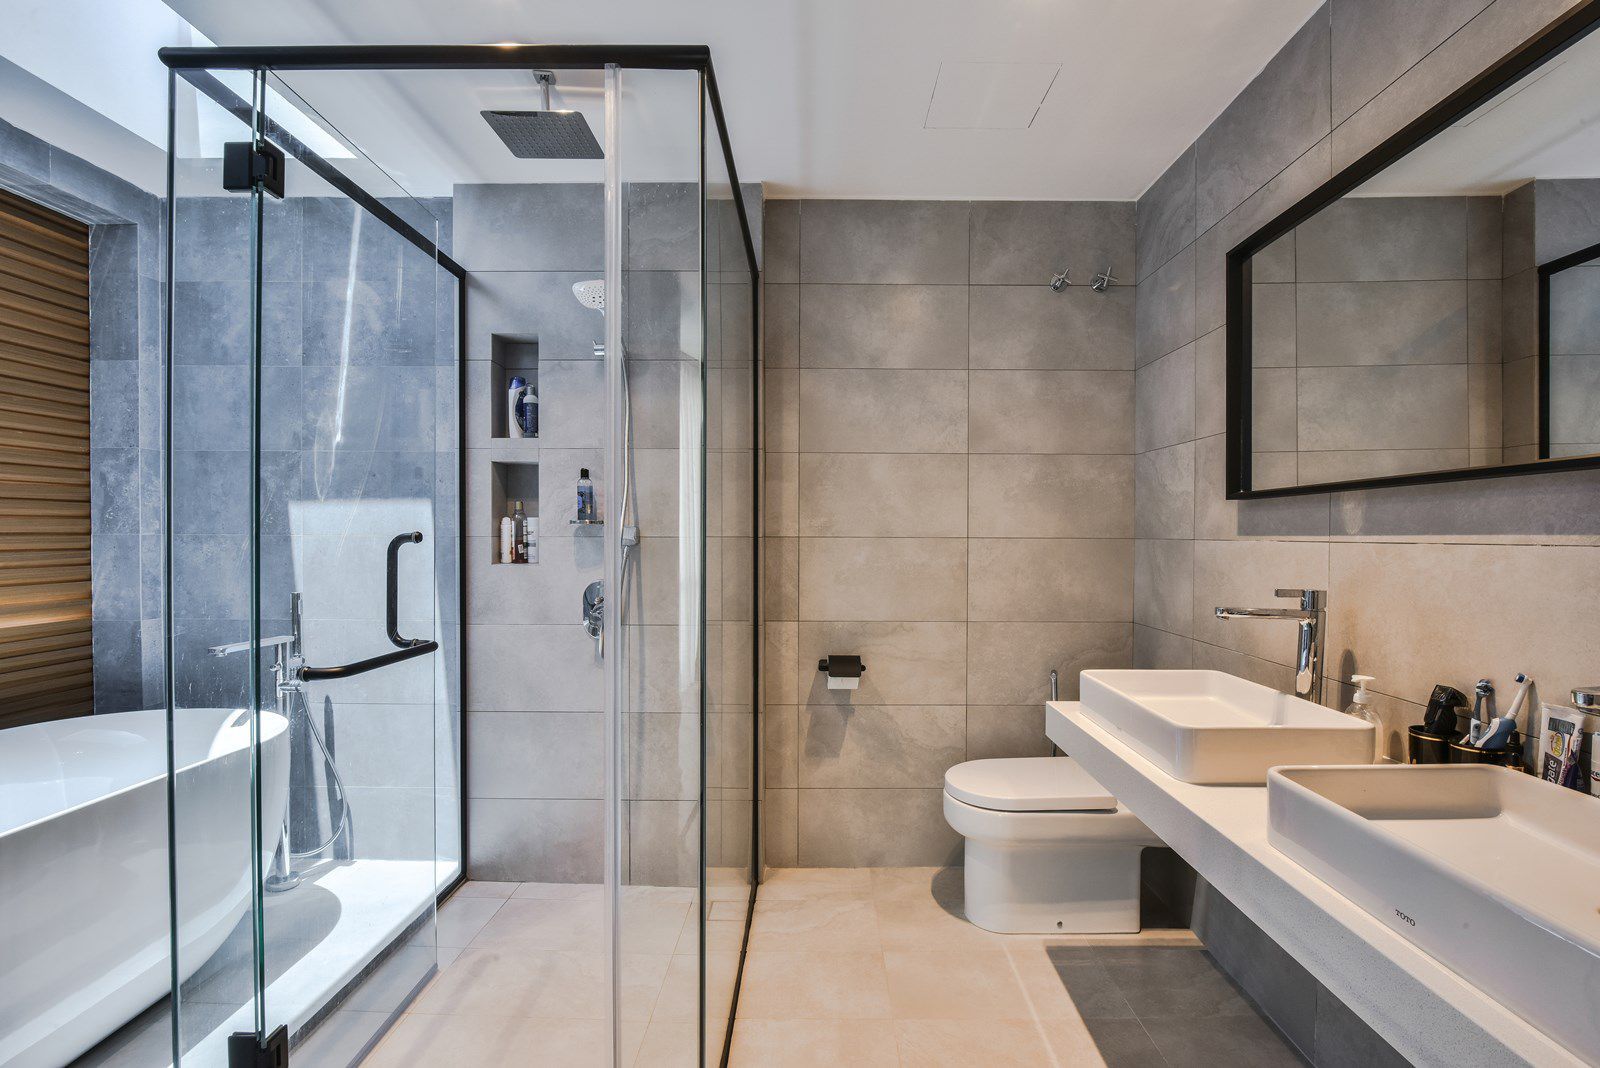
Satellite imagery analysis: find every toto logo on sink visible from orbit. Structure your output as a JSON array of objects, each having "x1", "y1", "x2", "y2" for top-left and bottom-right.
[{"x1": 1393, "y1": 908, "x2": 1417, "y2": 927}]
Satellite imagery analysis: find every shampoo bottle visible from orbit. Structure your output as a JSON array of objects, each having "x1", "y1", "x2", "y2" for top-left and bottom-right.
[
  {"x1": 1344, "y1": 674, "x2": 1382, "y2": 762},
  {"x1": 507, "y1": 377, "x2": 528, "y2": 438},
  {"x1": 499, "y1": 512, "x2": 514, "y2": 563},
  {"x1": 576, "y1": 469, "x2": 596, "y2": 523}
]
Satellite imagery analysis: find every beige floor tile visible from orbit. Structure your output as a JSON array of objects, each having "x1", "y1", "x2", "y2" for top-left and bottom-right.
[
  {"x1": 759, "y1": 867, "x2": 874, "y2": 899},
  {"x1": 1038, "y1": 1017, "x2": 1113, "y2": 1065},
  {"x1": 365, "y1": 1015, "x2": 616, "y2": 1068},
  {"x1": 470, "y1": 896, "x2": 605, "y2": 953},
  {"x1": 872, "y1": 893, "x2": 1007, "y2": 952},
  {"x1": 633, "y1": 1015, "x2": 699, "y2": 1068},
  {"x1": 621, "y1": 894, "x2": 694, "y2": 956},
  {"x1": 728, "y1": 1019, "x2": 902, "y2": 1067},
  {"x1": 749, "y1": 894, "x2": 883, "y2": 952},
  {"x1": 895, "y1": 1019, "x2": 1061, "y2": 1067},
  {"x1": 738, "y1": 951, "x2": 893, "y2": 1019},
  {"x1": 452, "y1": 880, "x2": 519, "y2": 898},
  {"x1": 408, "y1": 947, "x2": 668, "y2": 1021},
  {"x1": 883, "y1": 950, "x2": 1033, "y2": 1020},
  {"x1": 428, "y1": 895, "x2": 507, "y2": 948},
  {"x1": 652, "y1": 952, "x2": 743, "y2": 1021},
  {"x1": 512, "y1": 880, "x2": 604, "y2": 900},
  {"x1": 1002, "y1": 941, "x2": 1093, "y2": 1022}
]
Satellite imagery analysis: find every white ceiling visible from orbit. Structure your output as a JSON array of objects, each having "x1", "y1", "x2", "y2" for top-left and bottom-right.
[{"x1": 166, "y1": 0, "x2": 1327, "y2": 201}]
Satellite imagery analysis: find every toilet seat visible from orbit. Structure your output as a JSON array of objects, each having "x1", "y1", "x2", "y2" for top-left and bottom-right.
[{"x1": 944, "y1": 756, "x2": 1116, "y2": 812}]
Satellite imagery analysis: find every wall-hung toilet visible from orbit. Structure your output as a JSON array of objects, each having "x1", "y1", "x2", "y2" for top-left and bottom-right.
[{"x1": 943, "y1": 756, "x2": 1161, "y2": 934}]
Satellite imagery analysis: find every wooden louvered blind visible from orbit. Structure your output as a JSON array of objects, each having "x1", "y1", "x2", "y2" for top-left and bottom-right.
[{"x1": 0, "y1": 188, "x2": 93, "y2": 727}]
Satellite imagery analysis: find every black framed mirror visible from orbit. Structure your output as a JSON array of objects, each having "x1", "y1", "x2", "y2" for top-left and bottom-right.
[{"x1": 1225, "y1": 0, "x2": 1600, "y2": 498}]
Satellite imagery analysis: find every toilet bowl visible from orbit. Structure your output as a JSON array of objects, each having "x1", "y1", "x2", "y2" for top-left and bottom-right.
[{"x1": 943, "y1": 756, "x2": 1161, "y2": 934}]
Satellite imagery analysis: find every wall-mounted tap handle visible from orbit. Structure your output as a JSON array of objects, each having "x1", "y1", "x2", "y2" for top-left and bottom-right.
[
  {"x1": 1273, "y1": 588, "x2": 1326, "y2": 609},
  {"x1": 1049, "y1": 669, "x2": 1059, "y2": 702}
]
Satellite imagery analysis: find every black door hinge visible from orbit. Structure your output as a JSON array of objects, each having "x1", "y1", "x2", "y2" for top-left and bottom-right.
[
  {"x1": 223, "y1": 140, "x2": 286, "y2": 199},
  {"x1": 228, "y1": 1025, "x2": 289, "y2": 1068}
]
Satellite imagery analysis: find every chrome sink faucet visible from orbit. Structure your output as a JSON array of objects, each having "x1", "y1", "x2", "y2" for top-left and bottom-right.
[{"x1": 1214, "y1": 589, "x2": 1327, "y2": 704}]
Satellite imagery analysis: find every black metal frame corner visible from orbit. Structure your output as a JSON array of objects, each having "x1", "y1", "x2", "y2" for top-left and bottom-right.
[{"x1": 1223, "y1": 0, "x2": 1600, "y2": 499}]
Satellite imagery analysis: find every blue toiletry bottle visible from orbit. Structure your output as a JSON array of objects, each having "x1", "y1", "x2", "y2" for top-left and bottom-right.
[{"x1": 577, "y1": 468, "x2": 596, "y2": 522}]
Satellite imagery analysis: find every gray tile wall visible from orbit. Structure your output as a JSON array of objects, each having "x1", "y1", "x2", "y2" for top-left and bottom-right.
[
  {"x1": 762, "y1": 199, "x2": 1137, "y2": 867},
  {"x1": 460, "y1": 183, "x2": 761, "y2": 886},
  {"x1": 1132, "y1": 0, "x2": 1600, "y2": 784},
  {"x1": 1245, "y1": 194, "x2": 1504, "y2": 487},
  {"x1": 0, "y1": 116, "x2": 165, "y2": 714}
]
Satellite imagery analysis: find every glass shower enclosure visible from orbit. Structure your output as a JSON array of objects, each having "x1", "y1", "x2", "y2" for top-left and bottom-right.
[{"x1": 156, "y1": 45, "x2": 759, "y2": 1067}]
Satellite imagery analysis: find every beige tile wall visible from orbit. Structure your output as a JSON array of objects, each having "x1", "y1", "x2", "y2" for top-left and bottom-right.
[
  {"x1": 1132, "y1": 0, "x2": 1600, "y2": 764},
  {"x1": 762, "y1": 199, "x2": 1137, "y2": 866}
]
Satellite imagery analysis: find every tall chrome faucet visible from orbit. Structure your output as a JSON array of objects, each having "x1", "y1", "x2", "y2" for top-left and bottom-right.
[{"x1": 1214, "y1": 589, "x2": 1327, "y2": 704}]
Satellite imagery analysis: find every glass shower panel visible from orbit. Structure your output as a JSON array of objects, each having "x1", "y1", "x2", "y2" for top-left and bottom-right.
[
  {"x1": 614, "y1": 66, "x2": 707, "y2": 1064},
  {"x1": 253, "y1": 70, "x2": 456, "y2": 1059},
  {"x1": 166, "y1": 66, "x2": 459, "y2": 1065},
  {"x1": 702, "y1": 88, "x2": 758, "y2": 1065},
  {"x1": 164, "y1": 69, "x2": 283, "y2": 1065}
]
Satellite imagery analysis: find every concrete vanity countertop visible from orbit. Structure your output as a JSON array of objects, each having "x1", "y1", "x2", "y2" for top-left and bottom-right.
[{"x1": 1047, "y1": 700, "x2": 1583, "y2": 1068}]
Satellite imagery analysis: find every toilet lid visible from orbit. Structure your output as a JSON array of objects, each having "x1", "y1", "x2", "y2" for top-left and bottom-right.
[{"x1": 944, "y1": 757, "x2": 1117, "y2": 812}]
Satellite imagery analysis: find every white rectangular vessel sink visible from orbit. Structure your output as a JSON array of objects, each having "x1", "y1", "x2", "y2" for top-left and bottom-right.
[
  {"x1": 1078, "y1": 669, "x2": 1373, "y2": 785},
  {"x1": 1269, "y1": 764, "x2": 1600, "y2": 1064}
]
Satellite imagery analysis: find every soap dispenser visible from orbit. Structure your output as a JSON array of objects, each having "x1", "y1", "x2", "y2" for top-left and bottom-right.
[{"x1": 1344, "y1": 674, "x2": 1382, "y2": 762}]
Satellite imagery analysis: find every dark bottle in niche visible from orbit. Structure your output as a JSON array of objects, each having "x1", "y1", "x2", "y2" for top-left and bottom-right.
[
  {"x1": 576, "y1": 469, "x2": 597, "y2": 522},
  {"x1": 511, "y1": 499, "x2": 529, "y2": 563}
]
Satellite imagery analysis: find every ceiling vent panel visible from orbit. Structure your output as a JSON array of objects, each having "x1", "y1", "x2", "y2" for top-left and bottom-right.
[{"x1": 923, "y1": 61, "x2": 1062, "y2": 130}]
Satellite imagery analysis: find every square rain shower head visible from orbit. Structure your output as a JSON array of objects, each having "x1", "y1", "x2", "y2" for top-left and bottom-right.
[{"x1": 481, "y1": 109, "x2": 604, "y2": 160}]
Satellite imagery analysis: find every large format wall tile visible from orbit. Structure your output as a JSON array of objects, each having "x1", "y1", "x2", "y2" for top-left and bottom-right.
[
  {"x1": 969, "y1": 370, "x2": 1133, "y2": 454},
  {"x1": 968, "y1": 454, "x2": 1134, "y2": 539},
  {"x1": 1330, "y1": 0, "x2": 1494, "y2": 123},
  {"x1": 1137, "y1": 147, "x2": 1197, "y2": 284},
  {"x1": 969, "y1": 201, "x2": 1134, "y2": 286},
  {"x1": 1295, "y1": 281, "x2": 1467, "y2": 366},
  {"x1": 1195, "y1": 6, "x2": 1332, "y2": 232},
  {"x1": 969, "y1": 286, "x2": 1134, "y2": 370},
  {"x1": 766, "y1": 197, "x2": 1139, "y2": 866},
  {"x1": 1294, "y1": 197, "x2": 1466, "y2": 282},
  {"x1": 799, "y1": 453, "x2": 967, "y2": 538},
  {"x1": 966, "y1": 621, "x2": 1132, "y2": 703},
  {"x1": 793, "y1": 621, "x2": 968, "y2": 706},
  {"x1": 798, "y1": 538, "x2": 968, "y2": 622},
  {"x1": 800, "y1": 284, "x2": 969, "y2": 369},
  {"x1": 800, "y1": 201, "x2": 969, "y2": 284},
  {"x1": 797, "y1": 789, "x2": 959, "y2": 867},
  {"x1": 967, "y1": 539, "x2": 1133, "y2": 622},
  {"x1": 797, "y1": 705, "x2": 966, "y2": 788},
  {"x1": 800, "y1": 369, "x2": 968, "y2": 453}
]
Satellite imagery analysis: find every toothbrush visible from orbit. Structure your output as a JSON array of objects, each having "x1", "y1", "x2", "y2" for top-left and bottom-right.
[{"x1": 1476, "y1": 674, "x2": 1533, "y2": 751}]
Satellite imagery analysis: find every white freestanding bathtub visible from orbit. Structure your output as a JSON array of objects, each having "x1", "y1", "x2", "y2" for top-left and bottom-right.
[{"x1": 0, "y1": 707, "x2": 290, "y2": 1068}]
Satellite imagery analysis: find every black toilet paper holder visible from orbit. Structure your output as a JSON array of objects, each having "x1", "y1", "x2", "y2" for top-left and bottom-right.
[{"x1": 818, "y1": 655, "x2": 865, "y2": 679}]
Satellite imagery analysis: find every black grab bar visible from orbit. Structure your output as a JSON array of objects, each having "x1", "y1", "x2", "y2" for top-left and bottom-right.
[
  {"x1": 387, "y1": 531, "x2": 428, "y2": 648},
  {"x1": 295, "y1": 530, "x2": 438, "y2": 682},
  {"x1": 297, "y1": 640, "x2": 438, "y2": 682}
]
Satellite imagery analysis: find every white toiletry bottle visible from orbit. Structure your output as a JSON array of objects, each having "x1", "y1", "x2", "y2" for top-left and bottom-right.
[
  {"x1": 1344, "y1": 674, "x2": 1382, "y2": 761},
  {"x1": 507, "y1": 377, "x2": 527, "y2": 438},
  {"x1": 499, "y1": 512, "x2": 514, "y2": 563}
]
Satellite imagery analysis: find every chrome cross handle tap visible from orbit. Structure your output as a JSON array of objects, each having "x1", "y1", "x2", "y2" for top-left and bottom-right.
[{"x1": 1214, "y1": 589, "x2": 1327, "y2": 704}]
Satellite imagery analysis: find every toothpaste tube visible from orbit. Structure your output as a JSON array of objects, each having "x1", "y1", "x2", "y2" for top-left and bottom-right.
[{"x1": 1538, "y1": 704, "x2": 1586, "y2": 791}]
